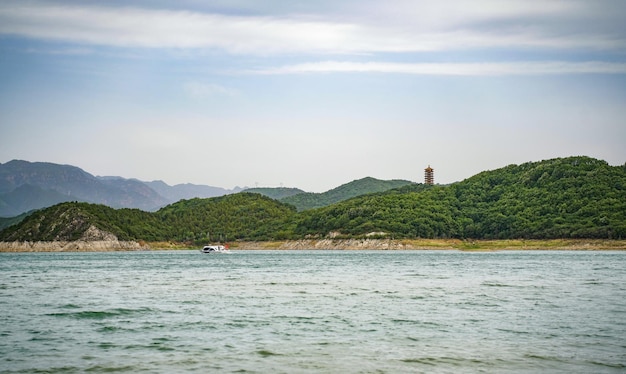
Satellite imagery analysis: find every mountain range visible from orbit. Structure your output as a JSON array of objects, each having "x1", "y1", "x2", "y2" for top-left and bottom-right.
[
  {"x1": 0, "y1": 160, "x2": 412, "y2": 217},
  {"x1": 0, "y1": 160, "x2": 242, "y2": 217},
  {"x1": 2, "y1": 156, "x2": 624, "y2": 243}
]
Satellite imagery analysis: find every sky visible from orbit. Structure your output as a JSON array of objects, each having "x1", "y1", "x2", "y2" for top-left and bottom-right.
[{"x1": 1, "y1": 0, "x2": 625, "y2": 192}]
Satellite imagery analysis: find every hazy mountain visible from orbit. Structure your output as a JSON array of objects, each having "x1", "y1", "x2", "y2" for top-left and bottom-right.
[
  {"x1": 0, "y1": 184, "x2": 73, "y2": 217},
  {"x1": 0, "y1": 160, "x2": 97, "y2": 195},
  {"x1": 0, "y1": 160, "x2": 415, "y2": 218},
  {"x1": 144, "y1": 180, "x2": 242, "y2": 202},
  {"x1": 0, "y1": 160, "x2": 245, "y2": 217},
  {"x1": 96, "y1": 176, "x2": 171, "y2": 209},
  {"x1": 0, "y1": 160, "x2": 170, "y2": 215}
]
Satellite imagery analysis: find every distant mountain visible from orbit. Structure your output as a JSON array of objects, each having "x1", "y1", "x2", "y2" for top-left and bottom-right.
[
  {"x1": 0, "y1": 184, "x2": 73, "y2": 217},
  {"x1": 0, "y1": 160, "x2": 96, "y2": 195},
  {"x1": 0, "y1": 160, "x2": 170, "y2": 215},
  {"x1": 144, "y1": 180, "x2": 242, "y2": 202},
  {"x1": 280, "y1": 177, "x2": 415, "y2": 211},
  {"x1": 0, "y1": 160, "x2": 415, "y2": 218},
  {"x1": 0, "y1": 160, "x2": 234, "y2": 216}
]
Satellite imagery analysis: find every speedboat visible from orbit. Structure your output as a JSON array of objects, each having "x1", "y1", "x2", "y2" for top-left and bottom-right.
[{"x1": 201, "y1": 244, "x2": 230, "y2": 253}]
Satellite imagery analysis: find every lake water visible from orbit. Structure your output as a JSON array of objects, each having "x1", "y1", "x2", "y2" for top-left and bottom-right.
[{"x1": 1, "y1": 250, "x2": 625, "y2": 373}]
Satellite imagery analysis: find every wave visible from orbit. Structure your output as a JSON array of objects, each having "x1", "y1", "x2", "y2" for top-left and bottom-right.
[{"x1": 46, "y1": 307, "x2": 154, "y2": 320}]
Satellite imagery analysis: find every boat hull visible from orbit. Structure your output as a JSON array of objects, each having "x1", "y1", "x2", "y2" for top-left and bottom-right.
[{"x1": 201, "y1": 245, "x2": 230, "y2": 253}]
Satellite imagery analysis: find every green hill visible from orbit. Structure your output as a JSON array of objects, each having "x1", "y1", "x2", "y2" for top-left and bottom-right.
[
  {"x1": 242, "y1": 187, "x2": 305, "y2": 200},
  {"x1": 281, "y1": 177, "x2": 415, "y2": 211},
  {"x1": 0, "y1": 202, "x2": 159, "y2": 242},
  {"x1": 454, "y1": 156, "x2": 626, "y2": 239},
  {"x1": 0, "y1": 210, "x2": 33, "y2": 231},
  {"x1": 294, "y1": 156, "x2": 626, "y2": 239},
  {"x1": 1, "y1": 156, "x2": 625, "y2": 243},
  {"x1": 155, "y1": 193, "x2": 296, "y2": 242},
  {"x1": 0, "y1": 193, "x2": 296, "y2": 243}
]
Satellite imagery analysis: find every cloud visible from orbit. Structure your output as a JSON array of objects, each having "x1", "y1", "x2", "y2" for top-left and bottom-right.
[
  {"x1": 255, "y1": 61, "x2": 626, "y2": 76},
  {"x1": 0, "y1": 1, "x2": 623, "y2": 55},
  {"x1": 0, "y1": 2, "x2": 357, "y2": 54}
]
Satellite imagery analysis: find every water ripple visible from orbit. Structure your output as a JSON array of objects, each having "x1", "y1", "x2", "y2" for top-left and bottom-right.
[{"x1": 1, "y1": 250, "x2": 625, "y2": 373}]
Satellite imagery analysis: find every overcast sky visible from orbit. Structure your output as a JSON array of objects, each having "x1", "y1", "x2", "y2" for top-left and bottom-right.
[{"x1": 1, "y1": 0, "x2": 625, "y2": 192}]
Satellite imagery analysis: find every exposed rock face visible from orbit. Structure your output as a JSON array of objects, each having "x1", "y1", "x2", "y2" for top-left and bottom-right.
[
  {"x1": 81, "y1": 225, "x2": 118, "y2": 241},
  {"x1": 279, "y1": 239, "x2": 403, "y2": 250},
  {"x1": 0, "y1": 225, "x2": 148, "y2": 252},
  {"x1": 234, "y1": 239, "x2": 452, "y2": 250},
  {"x1": 0, "y1": 240, "x2": 148, "y2": 252}
]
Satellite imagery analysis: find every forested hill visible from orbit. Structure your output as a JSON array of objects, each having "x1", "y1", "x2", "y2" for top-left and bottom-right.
[
  {"x1": 280, "y1": 177, "x2": 415, "y2": 211},
  {"x1": 1, "y1": 156, "x2": 625, "y2": 242},
  {"x1": 242, "y1": 187, "x2": 305, "y2": 200},
  {"x1": 0, "y1": 193, "x2": 296, "y2": 242},
  {"x1": 294, "y1": 156, "x2": 626, "y2": 239}
]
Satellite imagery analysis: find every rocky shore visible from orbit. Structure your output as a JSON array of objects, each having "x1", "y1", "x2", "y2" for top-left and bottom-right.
[
  {"x1": 0, "y1": 240, "x2": 148, "y2": 252},
  {"x1": 2, "y1": 238, "x2": 625, "y2": 252},
  {"x1": 226, "y1": 238, "x2": 626, "y2": 251},
  {"x1": 0, "y1": 224, "x2": 150, "y2": 252},
  {"x1": 231, "y1": 239, "x2": 451, "y2": 250}
]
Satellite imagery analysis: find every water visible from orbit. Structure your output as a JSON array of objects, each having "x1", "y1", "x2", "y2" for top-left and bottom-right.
[{"x1": 1, "y1": 250, "x2": 625, "y2": 373}]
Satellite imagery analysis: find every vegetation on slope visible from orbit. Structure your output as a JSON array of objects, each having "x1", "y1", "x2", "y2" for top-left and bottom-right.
[
  {"x1": 294, "y1": 156, "x2": 626, "y2": 239},
  {"x1": 0, "y1": 193, "x2": 296, "y2": 243},
  {"x1": 452, "y1": 157, "x2": 626, "y2": 239},
  {"x1": 155, "y1": 193, "x2": 296, "y2": 242},
  {"x1": 242, "y1": 187, "x2": 305, "y2": 200},
  {"x1": 281, "y1": 177, "x2": 415, "y2": 211},
  {"x1": 0, "y1": 210, "x2": 35, "y2": 231},
  {"x1": 0, "y1": 202, "x2": 158, "y2": 241},
  {"x1": 1, "y1": 156, "x2": 624, "y2": 242}
]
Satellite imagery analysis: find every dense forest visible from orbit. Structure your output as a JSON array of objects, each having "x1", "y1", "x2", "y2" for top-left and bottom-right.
[
  {"x1": 242, "y1": 187, "x2": 304, "y2": 200},
  {"x1": 1, "y1": 156, "x2": 625, "y2": 243},
  {"x1": 243, "y1": 177, "x2": 414, "y2": 211},
  {"x1": 294, "y1": 157, "x2": 626, "y2": 239},
  {"x1": 0, "y1": 193, "x2": 296, "y2": 243},
  {"x1": 280, "y1": 177, "x2": 414, "y2": 211}
]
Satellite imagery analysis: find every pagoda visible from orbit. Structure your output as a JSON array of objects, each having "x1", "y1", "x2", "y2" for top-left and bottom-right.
[{"x1": 424, "y1": 165, "x2": 434, "y2": 185}]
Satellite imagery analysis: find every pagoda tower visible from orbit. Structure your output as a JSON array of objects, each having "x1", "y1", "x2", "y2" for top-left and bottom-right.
[{"x1": 424, "y1": 165, "x2": 434, "y2": 185}]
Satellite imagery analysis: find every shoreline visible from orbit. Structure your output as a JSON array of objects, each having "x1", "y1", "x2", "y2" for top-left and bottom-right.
[
  {"x1": 227, "y1": 238, "x2": 626, "y2": 251},
  {"x1": 1, "y1": 238, "x2": 625, "y2": 252}
]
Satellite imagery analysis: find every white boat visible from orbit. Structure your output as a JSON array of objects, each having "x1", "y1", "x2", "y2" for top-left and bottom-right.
[{"x1": 201, "y1": 244, "x2": 230, "y2": 253}]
